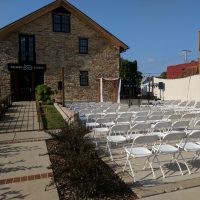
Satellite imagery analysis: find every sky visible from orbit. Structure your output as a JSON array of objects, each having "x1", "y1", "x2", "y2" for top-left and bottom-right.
[{"x1": 0, "y1": 0, "x2": 200, "y2": 76}]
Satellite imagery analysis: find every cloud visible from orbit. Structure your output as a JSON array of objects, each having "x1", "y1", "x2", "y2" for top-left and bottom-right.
[{"x1": 147, "y1": 58, "x2": 155, "y2": 62}]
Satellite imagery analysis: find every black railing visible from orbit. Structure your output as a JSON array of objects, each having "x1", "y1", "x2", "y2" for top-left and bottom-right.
[{"x1": 0, "y1": 94, "x2": 12, "y2": 120}]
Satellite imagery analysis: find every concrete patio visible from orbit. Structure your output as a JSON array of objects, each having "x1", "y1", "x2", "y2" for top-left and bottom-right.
[{"x1": 0, "y1": 101, "x2": 59, "y2": 200}]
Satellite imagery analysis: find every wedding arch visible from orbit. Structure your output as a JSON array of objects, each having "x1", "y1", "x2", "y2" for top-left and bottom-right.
[{"x1": 97, "y1": 78, "x2": 121, "y2": 103}]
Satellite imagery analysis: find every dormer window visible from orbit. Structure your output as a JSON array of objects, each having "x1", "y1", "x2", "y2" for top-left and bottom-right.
[
  {"x1": 52, "y1": 7, "x2": 71, "y2": 33},
  {"x1": 53, "y1": 14, "x2": 70, "y2": 33}
]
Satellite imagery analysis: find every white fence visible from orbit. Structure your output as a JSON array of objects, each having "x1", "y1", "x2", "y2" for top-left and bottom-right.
[{"x1": 153, "y1": 74, "x2": 200, "y2": 101}]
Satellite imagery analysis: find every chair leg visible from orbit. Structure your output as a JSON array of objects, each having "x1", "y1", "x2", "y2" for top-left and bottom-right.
[
  {"x1": 128, "y1": 160, "x2": 136, "y2": 182},
  {"x1": 106, "y1": 141, "x2": 113, "y2": 161},
  {"x1": 123, "y1": 154, "x2": 129, "y2": 172},
  {"x1": 154, "y1": 155, "x2": 165, "y2": 178},
  {"x1": 177, "y1": 152, "x2": 191, "y2": 174},
  {"x1": 173, "y1": 154, "x2": 183, "y2": 175},
  {"x1": 147, "y1": 157, "x2": 156, "y2": 179},
  {"x1": 143, "y1": 159, "x2": 149, "y2": 170}
]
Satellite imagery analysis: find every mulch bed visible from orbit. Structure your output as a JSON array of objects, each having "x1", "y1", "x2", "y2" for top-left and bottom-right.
[{"x1": 46, "y1": 139, "x2": 137, "y2": 200}]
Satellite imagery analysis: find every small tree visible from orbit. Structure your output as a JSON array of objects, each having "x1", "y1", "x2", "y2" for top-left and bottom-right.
[
  {"x1": 160, "y1": 71, "x2": 167, "y2": 79},
  {"x1": 35, "y1": 84, "x2": 53, "y2": 104},
  {"x1": 120, "y1": 58, "x2": 142, "y2": 99}
]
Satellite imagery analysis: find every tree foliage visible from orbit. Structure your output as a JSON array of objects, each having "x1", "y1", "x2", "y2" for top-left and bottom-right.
[
  {"x1": 120, "y1": 58, "x2": 142, "y2": 98},
  {"x1": 159, "y1": 71, "x2": 167, "y2": 79}
]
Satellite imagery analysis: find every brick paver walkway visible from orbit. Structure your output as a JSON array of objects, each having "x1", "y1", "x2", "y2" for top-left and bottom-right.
[
  {"x1": 0, "y1": 101, "x2": 39, "y2": 133},
  {"x1": 0, "y1": 101, "x2": 59, "y2": 199}
]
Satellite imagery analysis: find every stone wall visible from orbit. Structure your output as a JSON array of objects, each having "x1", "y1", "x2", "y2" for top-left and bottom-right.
[{"x1": 0, "y1": 9, "x2": 120, "y2": 101}]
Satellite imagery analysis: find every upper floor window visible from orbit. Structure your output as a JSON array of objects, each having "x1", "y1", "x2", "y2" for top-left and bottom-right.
[
  {"x1": 19, "y1": 35, "x2": 35, "y2": 64},
  {"x1": 79, "y1": 38, "x2": 88, "y2": 54},
  {"x1": 53, "y1": 14, "x2": 70, "y2": 33},
  {"x1": 80, "y1": 71, "x2": 89, "y2": 86}
]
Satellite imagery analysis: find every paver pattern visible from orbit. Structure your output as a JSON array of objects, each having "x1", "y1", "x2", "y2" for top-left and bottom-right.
[
  {"x1": 0, "y1": 101, "x2": 39, "y2": 133},
  {"x1": 0, "y1": 101, "x2": 59, "y2": 200}
]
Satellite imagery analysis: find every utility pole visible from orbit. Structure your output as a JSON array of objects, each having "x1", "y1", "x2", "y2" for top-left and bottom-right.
[
  {"x1": 182, "y1": 50, "x2": 192, "y2": 62},
  {"x1": 198, "y1": 32, "x2": 200, "y2": 74}
]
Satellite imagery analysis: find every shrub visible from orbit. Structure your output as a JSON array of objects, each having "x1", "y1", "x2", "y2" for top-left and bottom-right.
[
  {"x1": 35, "y1": 84, "x2": 53, "y2": 104},
  {"x1": 47, "y1": 120, "x2": 134, "y2": 199}
]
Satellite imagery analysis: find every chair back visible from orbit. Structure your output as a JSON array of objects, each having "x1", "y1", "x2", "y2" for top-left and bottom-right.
[
  {"x1": 116, "y1": 117, "x2": 131, "y2": 124},
  {"x1": 162, "y1": 131, "x2": 186, "y2": 142},
  {"x1": 152, "y1": 121, "x2": 172, "y2": 131},
  {"x1": 120, "y1": 112, "x2": 133, "y2": 118},
  {"x1": 182, "y1": 113, "x2": 196, "y2": 120},
  {"x1": 134, "y1": 135, "x2": 160, "y2": 145},
  {"x1": 133, "y1": 116, "x2": 147, "y2": 123},
  {"x1": 135, "y1": 111, "x2": 149, "y2": 117},
  {"x1": 110, "y1": 124, "x2": 130, "y2": 134},
  {"x1": 172, "y1": 120, "x2": 190, "y2": 130},
  {"x1": 129, "y1": 123, "x2": 151, "y2": 133},
  {"x1": 188, "y1": 130, "x2": 200, "y2": 139}
]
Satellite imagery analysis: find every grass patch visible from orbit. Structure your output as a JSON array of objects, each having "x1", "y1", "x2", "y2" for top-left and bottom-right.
[{"x1": 41, "y1": 105, "x2": 65, "y2": 130}]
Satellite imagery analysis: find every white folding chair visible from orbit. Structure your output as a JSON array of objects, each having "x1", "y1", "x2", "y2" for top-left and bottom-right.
[
  {"x1": 150, "y1": 111, "x2": 163, "y2": 116},
  {"x1": 116, "y1": 117, "x2": 131, "y2": 125},
  {"x1": 135, "y1": 111, "x2": 149, "y2": 118},
  {"x1": 92, "y1": 118, "x2": 113, "y2": 146},
  {"x1": 123, "y1": 135, "x2": 160, "y2": 182},
  {"x1": 86, "y1": 114, "x2": 102, "y2": 129},
  {"x1": 106, "y1": 124, "x2": 130, "y2": 161},
  {"x1": 119, "y1": 112, "x2": 133, "y2": 118},
  {"x1": 118, "y1": 106, "x2": 129, "y2": 114},
  {"x1": 181, "y1": 113, "x2": 196, "y2": 121},
  {"x1": 152, "y1": 131, "x2": 188, "y2": 178},
  {"x1": 147, "y1": 115, "x2": 164, "y2": 123},
  {"x1": 170, "y1": 120, "x2": 190, "y2": 133},
  {"x1": 150, "y1": 121, "x2": 172, "y2": 138},
  {"x1": 177, "y1": 130, "x2": 200, "y2": 173},
  {"x1": 167, "y1": 114, "x2": 182, "y2": 122},
  {"x1": 127, "y1": 123, "x2": 151, "y2": 140}
]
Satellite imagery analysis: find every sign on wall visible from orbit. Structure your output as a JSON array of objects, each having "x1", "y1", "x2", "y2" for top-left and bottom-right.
[{"x1": 8, "y1": 63, "x2": 46, "y2": 71}]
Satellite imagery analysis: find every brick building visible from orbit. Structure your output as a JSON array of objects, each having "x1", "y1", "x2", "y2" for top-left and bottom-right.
[
  {"x1": 0, "y1": 0, "x2": 128, "y2": 102},
  {"x1": 167, "y1": 61, "x2": 198, "y2": 79}
]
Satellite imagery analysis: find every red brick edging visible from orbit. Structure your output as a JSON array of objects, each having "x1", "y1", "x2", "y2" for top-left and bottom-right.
[{"x1": 0, "y1": 172, "x2": 53, "y2": 185}]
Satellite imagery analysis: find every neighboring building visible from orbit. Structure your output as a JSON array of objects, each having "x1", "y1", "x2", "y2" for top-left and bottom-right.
[
  {"x1": 167, "y1": 61, "x2": 198, "y2": 79},
  {"x1": 0, "y1": 0, "x2": 128, "y2": 102}
]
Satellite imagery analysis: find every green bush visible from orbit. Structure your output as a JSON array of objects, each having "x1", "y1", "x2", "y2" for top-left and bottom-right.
[{"x1": 35, "y1": 84, "x2": 53, "y2": 104}]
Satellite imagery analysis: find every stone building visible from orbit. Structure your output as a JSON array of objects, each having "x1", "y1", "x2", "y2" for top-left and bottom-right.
[{"x1": 0, "y1": 0, "x2": 128, "y2": 102}]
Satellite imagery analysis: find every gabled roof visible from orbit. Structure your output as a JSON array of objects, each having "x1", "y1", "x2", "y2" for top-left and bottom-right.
[{"x1": 0, "y1": 0, "x2": 129, "y2": 52}]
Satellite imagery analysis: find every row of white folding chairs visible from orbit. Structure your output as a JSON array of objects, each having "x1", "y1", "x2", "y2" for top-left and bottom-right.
[
  {"x1": 104, "y1": 123, "x2": 200, "y2": 181},
  {"x1": 94, "y1": 120, "x2": 191, "y2": 149},
  {"x1": 123, "y1": 130, "x2": 200, "y2": 181},
  {"x1": 104, "y1": 119, "x2": 200, "y2": 158},
  {"x1": 85, "y1": 111, "x2": 199, "y2": 129},
  {"x1": 158, "y1": 100, "x2": 200, "y2": 111}
]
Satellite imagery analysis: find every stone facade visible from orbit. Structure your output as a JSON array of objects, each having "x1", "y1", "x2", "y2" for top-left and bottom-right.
[{"x1": 0, "y1": 7, "x2": 122, "y2": 102}]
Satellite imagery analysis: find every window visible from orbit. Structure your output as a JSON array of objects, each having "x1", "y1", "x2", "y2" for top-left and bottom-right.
[
  {"x1": 53, "y1": 14, "x2": 70, "y2": 32},
  {"x1": 80, "y1": 71, "x2": 89, "y2": 86},
  {"x1": 19, "y1": 35, "x2": 35, "y2": 64},
  {"x1": 79, "y1": 38, "x2": 88, "y2": 54}
]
